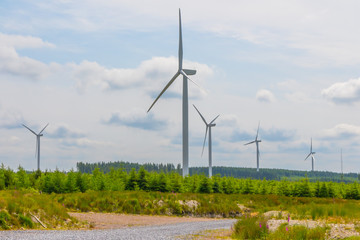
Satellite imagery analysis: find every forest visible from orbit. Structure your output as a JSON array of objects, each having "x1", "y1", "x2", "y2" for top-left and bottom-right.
[
  {"x1": 1, "y1": 163, "x2": 360, "y2": 200},
  {"x1": 76, "y1": 161, "x2": 359, "y2": 182}
]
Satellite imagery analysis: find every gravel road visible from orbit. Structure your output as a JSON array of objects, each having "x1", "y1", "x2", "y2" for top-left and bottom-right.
[{"x1": 0, "y1": 219, "x2": 236, "y2": 240}]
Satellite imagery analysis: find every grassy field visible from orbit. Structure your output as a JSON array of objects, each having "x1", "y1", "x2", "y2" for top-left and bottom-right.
[{"x1": 2, "y1": 189, "x2": 360, "y2": 232}]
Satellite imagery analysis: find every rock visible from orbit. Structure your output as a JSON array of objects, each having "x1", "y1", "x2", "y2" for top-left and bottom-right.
[
  {"x1": 263, "y1": 210, "x2": 289, "y2": 219},
  {"x1": 237, "y1": 204, "x2": 251, "y2": 213},
  {"x1": 177, "y1": 200, "x2": 199, "y2": 210}
]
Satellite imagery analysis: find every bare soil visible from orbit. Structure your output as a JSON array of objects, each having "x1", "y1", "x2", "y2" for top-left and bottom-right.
[{"x1": 68, "y1": 212, "x2": 220, "y2": 230}]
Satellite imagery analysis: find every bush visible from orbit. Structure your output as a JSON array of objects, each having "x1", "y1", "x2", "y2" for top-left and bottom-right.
[
  {"x1": 0, "y1": 210, "x2": 11, "y2": 229},
  {"x1": 267, "y1": 224, "x2": 327, "y2": 240},
  {"x1": 18, "y1": 214, "x2": 34, "y2": 228},
  {"x1": 233, "y1": 215, "x2": 268, "y2": 239}
]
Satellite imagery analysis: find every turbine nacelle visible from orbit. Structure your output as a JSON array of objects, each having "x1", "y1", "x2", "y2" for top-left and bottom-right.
[{"x1": 183, "y1": 69, "x2": 196, "y2": 75}]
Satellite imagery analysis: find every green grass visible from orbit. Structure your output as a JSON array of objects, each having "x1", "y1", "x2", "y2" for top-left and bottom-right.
[
  {"x1": 232, "y1": 217, "x2": 328, "y2": 240},
  {"x1": 0, "y1": 189, "x2": 80, "y2": 230},
  {"x1": 232, "y1": 215, "x2": 268, "y2": 239},
  {"x1": 50, "y1": 191, "x2": 360, "y2": 221},
  {"x1": 2, "y1": 189, "x2": 360, "y2": 231}
]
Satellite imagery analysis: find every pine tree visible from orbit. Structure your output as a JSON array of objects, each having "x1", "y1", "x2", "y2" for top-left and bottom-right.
[
  {"x1": 198, "y1": 176, "x2": 211, "y2": 193},
  {"x1": 157, "y1": 172, "x2": 168, "y2": 192},
  {"x1": 137, "y1": 167, "x2": 149, "y2": 191},
  {"x1": 319, "y1": 182, "x2": 328, "y2": 198},
  {"x1": 125, "y1": 168, "x2": 138, "y2": 191},
  {"x1": 15, "y1": 166, "x2": 30, "y2": 189}
]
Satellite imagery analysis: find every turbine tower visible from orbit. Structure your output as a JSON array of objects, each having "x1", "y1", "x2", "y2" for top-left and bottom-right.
[
  {"x1": 148, "y1": 9, "x2": 197, "y2": 177},
  {"x1": 245, "y1": 122, "x2": 262, "y2": 172},
  {"x1": 22, "y1": 123, "x2": 49, "y2": 171},
  {"x1": 305, "y1": 138, "x2": 316, "y2": 172},
  {"x1": 193, "y1": 105, "x2": 219, "y2": 178}
]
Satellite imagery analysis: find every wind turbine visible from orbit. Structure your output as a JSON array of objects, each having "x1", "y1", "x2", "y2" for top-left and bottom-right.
[
  {"x1": 193, "y1": 105, "x2": 219, "y2": 178},
  {"x1": 305, "y1": 138, "x2": 316, "y2": 172},
  {"x1": 147, "y1": 9, "x2": 198, "y2": 177},
  {"x1": 22, "y1": 123, "x2": 49, "y2": 171},
  {"x1": 245, "y1": 122, "x2": 262, "y2": 172}
]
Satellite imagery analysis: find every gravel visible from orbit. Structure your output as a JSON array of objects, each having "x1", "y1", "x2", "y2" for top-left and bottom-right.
[{"x1": 0, "y1": 219, "x2": 236, "y2": 240}]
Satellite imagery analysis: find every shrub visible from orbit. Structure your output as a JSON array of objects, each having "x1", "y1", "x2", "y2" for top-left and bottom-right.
[
  {"x1": 0, "y1": 210, "x2": 11, "y2": 229},
  {"x1": 18, "y1": 214, "x2": 34, "y2": 228},
  {"x1": 267, "y1": 224, "x2": 327, "y2": 240},
  {"x1": 233, "y1": 215, "x2": 268, "y2": 239}
]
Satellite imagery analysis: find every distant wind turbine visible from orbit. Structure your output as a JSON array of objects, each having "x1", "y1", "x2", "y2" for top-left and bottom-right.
[
  {"x1": 245, "y1": 122, "x2": 262, "y2": 172},
  {"x1": 147, "y1": 9, "x2": 198, "y2": 177},
  {"x1": 193, "y1": 105, "x2": 219, "y2": 178},
  {"x1": 22, "y1": 123, "x2": 49, "y2": 171},
  {"x1": 305, "y1": 138, "x2": 316, "y2": 172}
]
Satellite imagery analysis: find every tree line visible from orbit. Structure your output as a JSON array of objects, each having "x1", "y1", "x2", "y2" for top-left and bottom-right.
[
  {"x1": 1, "y1": 164, "x2": 360, "y2": 200},
  {"x1": 77, "y1": 161, "x2": 359, "y2": 183}
]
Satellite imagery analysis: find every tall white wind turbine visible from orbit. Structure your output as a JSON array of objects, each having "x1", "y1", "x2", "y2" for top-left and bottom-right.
[
  {"x1": 147, "y1": 9, "x2": 198, "y2": 177},
  {"x1": 193, "y1": 105, "x2": 219, "y2": 178},
  {"x1": 22, "y1": 123, "x2": 49, "y2": 171},
  {"x1": 305, "y1": 138, "x2": 316, "y2": 172},
  {"x1": 245, "y1": 122, "x2": 262, "y2": 172}
]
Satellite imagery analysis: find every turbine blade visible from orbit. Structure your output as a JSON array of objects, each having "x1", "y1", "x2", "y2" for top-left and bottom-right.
[
  {"x1": 244, "y1": 140, "x2": 256, "y2": 146},
  {"x1": 201, "y1": 126, "x2": 208, "y2": 157},
  {"x1": 193, "y1": 104, "x2": 207, "y2": 124},
  {"x1": 22, "y1": 124, "x2": 37, "y2": 135},
  {"x1": 310, "y1": 138, "x2": 312, "y2": 152},
  {"x1": 39, "y1": 123, "x2": 49, "y2": 134},
  {"x1": 147, "y1": 72, "x2": 180, "y2": 112},
  {"x1": 178, "y1": 8, "x2": 183, "y2": 70},
  {"x1": 210, "y1": 115, "x2": 220, "y2": 124},
  {"x1": 256, "y1": 121, "x2": 260, "y2": 140},
  {"x1": 180, "y1": 70, "x2": 207, "y2": 93},
  {"x1": 305, "y1": 152, "x2": 311, "y2": 161}
]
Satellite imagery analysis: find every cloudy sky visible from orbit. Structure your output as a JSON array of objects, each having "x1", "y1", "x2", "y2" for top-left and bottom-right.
[{"x1": 1, "y1": 0, "x2": 360, "y2": 173}]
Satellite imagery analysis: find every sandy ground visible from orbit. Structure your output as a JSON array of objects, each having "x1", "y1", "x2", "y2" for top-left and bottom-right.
[{"x1": 68, "y1": 212, "x2": 220, "y2": 229}]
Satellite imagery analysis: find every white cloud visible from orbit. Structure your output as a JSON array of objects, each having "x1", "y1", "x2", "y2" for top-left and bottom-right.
[
  {"x1": 71, "y1": 56, "x2": 213, "y2": 98},
  {"x1": 322, "y1": 123, "x2": 360, "y2": 139},
  {"x1": 13, "y1": 1, "x2": 360, "y2": 66},
  {"x1": 322, "y1": 78, "x2": 360, "y2": 104},
  {"x1": 0, "y1": 33, "x2": 56, "y2": 81},
  {"x1": 0, "y1": 33, "x2": 55, "y2": 49},
  {"x1": 47, "y1": 125, "x2": 86, "y2": 139},
  {"x1": 103, "y1": 110, "x2": 169, "y2": 131},
  {"x1": 256, "y1": 89, "x2": 275, "y2": 103},
  {"x1": 0, "y1": 106, "x2": 25, "y2": 129},
  {"x1": 60, "y1": 138, "x2": 113, "y2": 148}
]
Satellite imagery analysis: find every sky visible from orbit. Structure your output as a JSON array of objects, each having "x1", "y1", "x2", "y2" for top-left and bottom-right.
[{"x1": 1, "y1": 0, "x2": 360, "y2": 173}]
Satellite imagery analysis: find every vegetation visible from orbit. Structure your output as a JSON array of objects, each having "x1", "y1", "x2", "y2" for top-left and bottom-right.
[
  {"x1": 0, "y1": 189, "x2": 80, "y2": 230},
  {"x1": 2, "y1": 162, "x2": 360, "y2": 233},
  {"x1": 233, "y1": 215, "x2": 328, "y2": 240},
  {"x1": 1, "y1": 164, "x2": 360, "y2": 200},
  {"x1": 77, "y1": 161, "x2": 359, "y2": 183}
]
